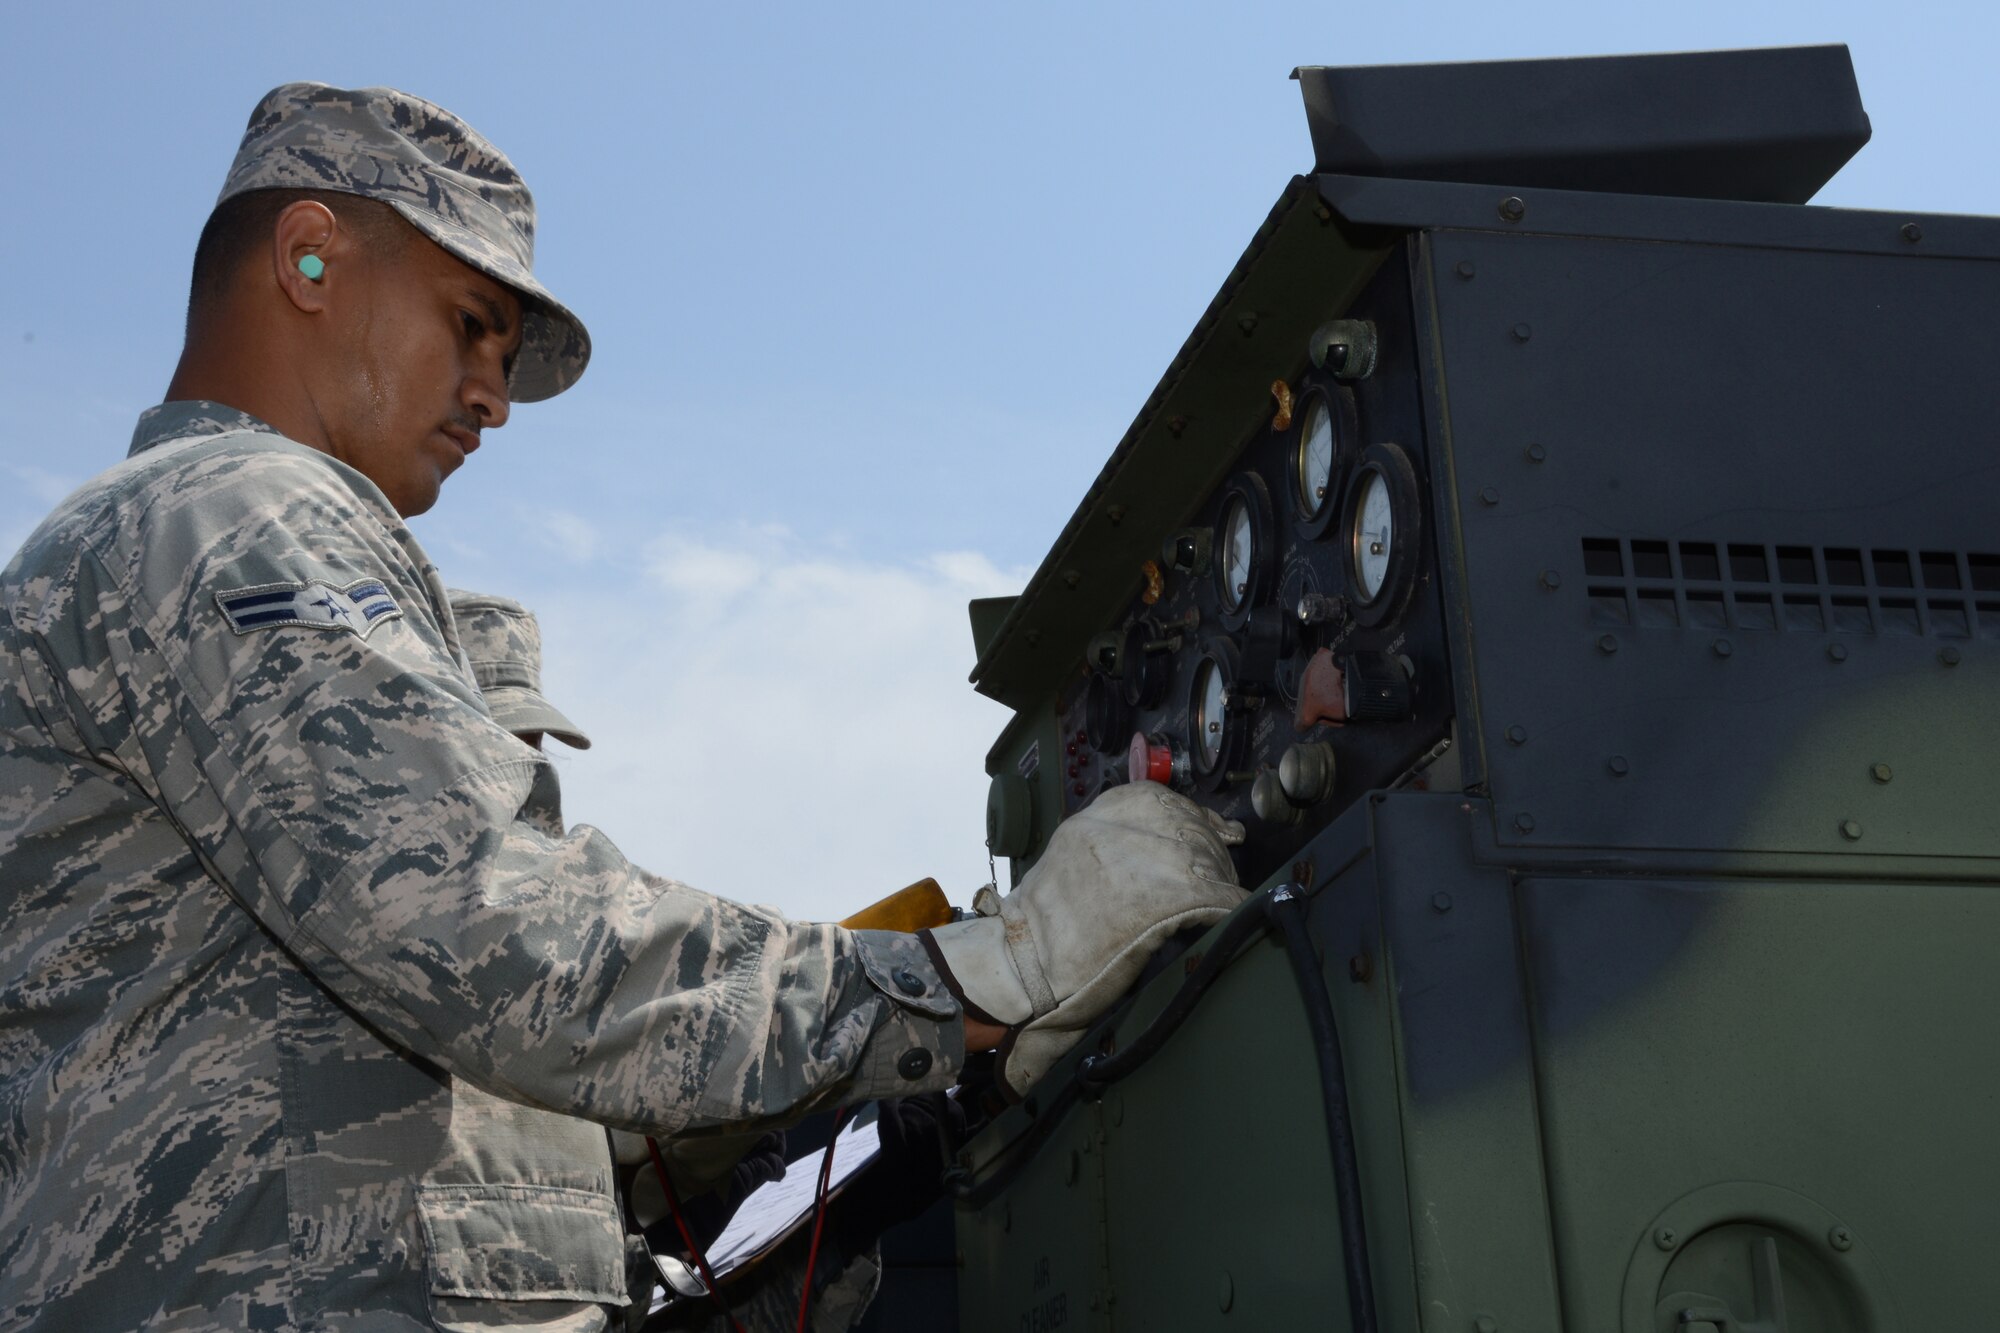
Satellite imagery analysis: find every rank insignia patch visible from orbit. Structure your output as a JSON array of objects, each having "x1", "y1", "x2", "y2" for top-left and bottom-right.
[{"x1": 216, "y1": 578, "x2": 403, "y2": 638}]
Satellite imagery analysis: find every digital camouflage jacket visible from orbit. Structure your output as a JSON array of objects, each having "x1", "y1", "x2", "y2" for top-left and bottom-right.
[{"x1": 0, "y1": 403, "x2": 962, "y2": 1331}]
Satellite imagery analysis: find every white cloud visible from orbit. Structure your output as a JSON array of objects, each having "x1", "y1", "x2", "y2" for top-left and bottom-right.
[
  {"x1": 532, "y1": 508, "x2": 603, "y2": 564},
  {"x1": 531, "y1": 530, "x2": 1028, "y2": 923},
  {"x1": 2, "y1": 462, "x2": 81, "y2": 508}
]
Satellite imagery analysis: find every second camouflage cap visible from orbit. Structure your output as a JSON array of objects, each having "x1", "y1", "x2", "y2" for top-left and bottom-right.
[
  {"x1": 218, "y1": 82, "x2": 589, "y2": 402},
  {"x1": 449, "y1": 590, "x2": 592, "y2": 750}
]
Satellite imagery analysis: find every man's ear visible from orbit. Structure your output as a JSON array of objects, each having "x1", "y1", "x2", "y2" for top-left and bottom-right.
[{"x1": 272, "y1": 200, "x2": 339, "y2": 314}]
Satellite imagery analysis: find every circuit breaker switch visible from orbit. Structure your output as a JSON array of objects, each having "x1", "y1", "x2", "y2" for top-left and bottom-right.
[
  {"x1": 1294, "y1": 647, "x2": 1349, "y2": 729},
  {"x1": 1278, "y1": 742, "x2": 1338, "y2": 806}
]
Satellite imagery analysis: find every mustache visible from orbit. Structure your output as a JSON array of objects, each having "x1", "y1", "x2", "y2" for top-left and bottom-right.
[{"x1": 443, "y1": 412, "x2": 482, "y2": 439}]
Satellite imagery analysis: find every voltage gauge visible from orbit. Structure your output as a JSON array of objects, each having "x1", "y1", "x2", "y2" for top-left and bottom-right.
[
  {"x1": 1341, "y1": 442, "x2": 1423, "y2": 628},
  {"x1": 1289, "y1": 387, "x2": 1355, "y2": 540},
  {"x1": 1214, "y1": 474, "x2": 1276, "y2": 630}
]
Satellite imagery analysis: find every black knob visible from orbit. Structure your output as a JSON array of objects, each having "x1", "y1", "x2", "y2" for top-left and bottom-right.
[{"x1": 1341, "y1": 653, "x2": 1413, "y2": 723}]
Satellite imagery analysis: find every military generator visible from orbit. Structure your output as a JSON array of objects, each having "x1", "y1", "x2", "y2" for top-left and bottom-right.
[{"x1": 898, "y1": 43, "x2": 2000, "y2": 1333}]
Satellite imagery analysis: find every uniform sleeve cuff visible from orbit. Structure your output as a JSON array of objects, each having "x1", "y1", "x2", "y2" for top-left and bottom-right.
[{"x1": 848, "y1": 931, "x2": 964, "y2": 1095}]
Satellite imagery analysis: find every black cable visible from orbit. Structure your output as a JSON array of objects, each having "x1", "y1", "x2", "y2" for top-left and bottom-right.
[
  {"x1": 1268, "y1": 885, "x2": 1378, "y2": 1333},
  {"x1": 948, "y1": 885, "x2": 1379, "y2": 1333}
]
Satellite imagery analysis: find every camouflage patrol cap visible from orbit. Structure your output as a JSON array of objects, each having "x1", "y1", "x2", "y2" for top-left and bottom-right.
[
  {"x1": 448, "y1": 589, "x2": 592, "y2": 749},
  {"x1": 219, "y1": 82, "x2": 589, "y2": 402}
]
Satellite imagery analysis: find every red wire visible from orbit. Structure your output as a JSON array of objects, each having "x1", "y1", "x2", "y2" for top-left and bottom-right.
[
  {"x1": 797, "y1": 1106, "x2": 851, "y2": 1333},
  {"x1": 646, "y1": 1134, "x2": 747, "y2": 1333}
]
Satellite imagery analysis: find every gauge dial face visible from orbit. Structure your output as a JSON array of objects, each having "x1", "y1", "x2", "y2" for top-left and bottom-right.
[
  {"x1": 1351, "y1": 469, "x2": 1394, "y2": 603},
  {"x1": 1192, "y1": 656, "x2": 1228, "y2": 770},
  {"x1": 1295, "y1": 397, "x2": 1335, "y2": 519},
  {"x1": 1219, "y1": 497, "x2": 1254, "y2": 611}
]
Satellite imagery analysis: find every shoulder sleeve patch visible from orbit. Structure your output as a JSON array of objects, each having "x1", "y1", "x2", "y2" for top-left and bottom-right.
[{"x1": 216, "y1": 577, "x2": 403, "y2": 638}]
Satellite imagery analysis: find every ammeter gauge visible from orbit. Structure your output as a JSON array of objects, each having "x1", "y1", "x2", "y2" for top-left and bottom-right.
[
  {"x1": 1340, "y1": 442, "x2": 1423, "y2": 627},
  {"x1": 1186, "y1": 641, "x2": 1248, "y2": 791},
  {"x1": 1213, "y1": 474, "x2": 1276, "y2": 630},
  {"x1": 1289, "y1": 387, "x2": 1354, "y2": 540},
  {"x1": 1192, "y1": 655, "x2": 1229, "y2": 771}
]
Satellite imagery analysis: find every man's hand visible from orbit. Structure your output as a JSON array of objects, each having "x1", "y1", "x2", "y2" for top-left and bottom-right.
[
  {"x1": 920, "y1": 782, "x2": 1246, "y2": 1098},
  {"x1": 963, "y1": 1016, "x2": 1008, "y2": 1051}
]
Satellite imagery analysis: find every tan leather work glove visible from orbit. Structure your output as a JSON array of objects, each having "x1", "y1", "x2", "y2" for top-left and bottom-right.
[{"x1": 920, "y1": 781, "x2": 1245, "y2": 1098}]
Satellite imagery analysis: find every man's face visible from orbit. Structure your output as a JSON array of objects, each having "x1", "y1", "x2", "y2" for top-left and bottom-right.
[{"x1": 319, "y1": 233, "x2": 525, "y2": 516}]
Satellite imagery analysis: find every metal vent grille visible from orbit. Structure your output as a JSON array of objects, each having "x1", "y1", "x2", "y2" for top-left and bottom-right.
[{"x1": 1582, "y1": 538, "x2": 2000, "y2": 638}]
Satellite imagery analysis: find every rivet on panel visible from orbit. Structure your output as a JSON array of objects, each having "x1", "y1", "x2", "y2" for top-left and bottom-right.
[
  {"x1": 1598, "y1": 634, "x2": 1619, "y2": 654},
  {"x1": 1526, "y1": 442, "x2": 1548, "y2": 463},
  {"x1": 1654, "y1": 1227, "x2": 1679, "y2": 1251},
  {"x1": 1106, "y1": 505, "x2": 1126, "y2": 527},
  {"x1": 1870, "y1": 763, "x2": 1893, "y2": 784},
  {"x1": 1456, "y1": 259, "x2": 1477, "y2": 279},
  {"x1": 1511, "y1": 322, "x2": 1533, "y2": 342},
  {"x1": 1829, "y1": 1225, "x2": 1855, "y2": 1252},
  {"x1": 1498, "y1": 195, "x2": 1526, "y2": 222},
  {"x1": 1828, "y1": 642, "x2": 1848, "y2": 663},
  {"x1": 1505, "y1": 725, "x2": 1527, "y2": 745},
  {"x1": 1514, "y1": 812, "x2": 1536, "y2": 833},
  {"x1": 1840, "y1": 819, "x2": 1864, "y2": 841},
  {"x1": 1479, "y1": 486, "x2": 1500, "y2": 506},
  {"x1": 1608, "y1": 756, "x2": 1630, "y2": 777},
  {"x1": 1940, "y1": 645, "x2": 1962, "y2": 666},
  {"x1": 1062, "y1": 570, "x2": 1081, "y2": 589},
  {"x1": 1713, "y1": 637, "x2": 1733, "y2": 658},
  {"x1": 1237, "y1": 313, "x2": 1259, "y2": 337},
  {"x1": 1432, "y1": 892, "x2": 1453, "y2": 913},
  {"x1": 1540, "y1": 569, "x2": 1562, "y2": 590},
  {"x1": 1901, "y1": 222, "x2": 1923, "y2": 243}
]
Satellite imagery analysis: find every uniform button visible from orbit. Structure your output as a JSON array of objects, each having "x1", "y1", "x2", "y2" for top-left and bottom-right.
[
  {"x1": 892, "y1": 968, "x2": 927, "y2": 997},
  {"x1": 897, "y1": 1049, "x2": 934, "y2": 1081}
]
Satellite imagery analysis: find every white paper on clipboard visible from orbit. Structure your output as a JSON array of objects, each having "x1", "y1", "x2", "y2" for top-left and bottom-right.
[{"x1": 650, "y1": 1114, "x2": 882, "y2": 1312}]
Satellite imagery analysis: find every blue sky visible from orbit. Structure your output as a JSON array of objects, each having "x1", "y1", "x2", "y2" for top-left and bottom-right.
[{"x1": 3, "y1": 0, "x2": 1995, "y2": 914}]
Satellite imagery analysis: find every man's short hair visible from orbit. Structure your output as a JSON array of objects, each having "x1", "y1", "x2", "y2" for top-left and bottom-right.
[{"x1": 186, "y1": 187, "x2": 415, "y2": 327}]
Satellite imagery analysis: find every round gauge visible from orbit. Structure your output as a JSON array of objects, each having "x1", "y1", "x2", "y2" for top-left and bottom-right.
[
  {"x1": 1288, "y1": 387, "x2": 1355, "y2": 540},
  {"x1": 1339, "y1": 442, "x2": 1424, "y2": 628},
  {"x1": 1351, "y1": 470, "x2": 1393, "y2": 601},
  {"x1": 1212, "y1": 474, "x2": 1276, "y2": 630},
  {"x1": 1219, "y1": 497, "x2": 1254, "y2": 611},
  {"x1": 1191, "y1": 655, "x2": 1228, "y2": 771},
  {"x1": 1295, "y1": 395, "x2": 1335, "y2": 519},
  {"x1": 1185, "y1": 640, "x2": 1246, "y2": 791}
]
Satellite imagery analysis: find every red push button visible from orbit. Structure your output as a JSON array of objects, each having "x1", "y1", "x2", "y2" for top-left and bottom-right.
[{"x1": 1128, "y1": 732, "x2": 1175, "y2": 785}]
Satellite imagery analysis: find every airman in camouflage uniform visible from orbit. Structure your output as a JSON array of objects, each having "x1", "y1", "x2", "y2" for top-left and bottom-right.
[{"x1": 0, "y1": 87, "x2": 963, "y2": 1331}]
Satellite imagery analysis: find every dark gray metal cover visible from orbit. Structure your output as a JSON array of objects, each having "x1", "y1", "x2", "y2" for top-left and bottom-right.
[{"x1": 1294, "y1": 45, "x2": 1870, "y2": 204}]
